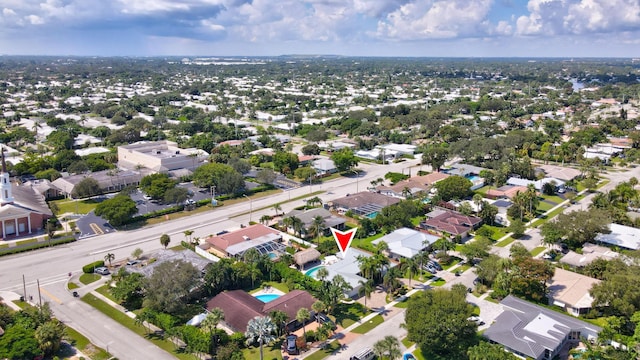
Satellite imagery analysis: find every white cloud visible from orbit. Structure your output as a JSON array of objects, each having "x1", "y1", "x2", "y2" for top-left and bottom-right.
[
  {"x1": 376, "y1": 0, "x2": 494, "y2": 39},
  {"x1": 516, "y1": 0, "x2": 640, "y2": 36},
  {"x1": 3, "y1": 8, "x2": 16, "y2": 16},
  {"x1": 25, "y1": 14, "x2": 44, "y2": 25}
]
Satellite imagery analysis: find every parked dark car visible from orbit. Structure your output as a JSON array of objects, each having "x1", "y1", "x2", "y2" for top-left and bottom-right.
[
  {"x1": 315, "y1": 313, "x2": 337, "y2": 329},
  {"x1": 427, "y1": 260, "x2": 442, "y2": 271}
]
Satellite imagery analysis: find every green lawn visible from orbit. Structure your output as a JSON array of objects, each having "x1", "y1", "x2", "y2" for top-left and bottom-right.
[
  {"x1": 541, "y1": 195, "x2": 564, "y2": 204},
  {"x1": 457, "y1": 263, "x2": 473, "y2": 273},
  {"x1": 242, "y1": 341, "x2": 283, "y2": 360},
  {"x1": 303, "y1": 341, "x2": 341, "y2": 360},
  {"x1": 333, "y1": 302, "x2": 370, "y2": 328},
  {"x1": 81, "y1": 294, "x2": 197, "y2": 360},
  {"x1": 536, "y1": 201, "x2": 555, "y2": 212},
  {"x1": 531, "y1": 206, "x2": 565, "y2": 227},
  {"x1": 67, "y1": 282, "x2": 79, "y2": 290},
  {"x1": 478, "y1": 225, "x2": 507, "y2": 241},
  {"x1": 16, "y1": 238, "x2": 38, "y2": 246},
  {"x1": 351, "y1": 314, "x2": 384, "y2": 334},
  {"x1": 495, "y1": 237, "x2": 515, "y2": 247},
  {"x1": 411, "y1": 216, "x2": 423, "y2": 227},
  {"x1": 474, "y1": 186, "x2": 492, "y2": 195},
  {"x1": 530, "y1": 246, "x2": 546, "y2": 257},
  {"x1": 51, "y1": 199, "x2": 102, "y2": 215},
  {"x1": 95, "y1": 284, "x2": 118, "y2": 303},
  {"x1": 79, "y1": 273, "x2": 101, "y2": 285},
  {"x1": 442, "y1": 257, "x2": 461, "y2": 270},
  {"x1": 431, "y1": 278, "x2": 446, "y2": 286},
  {"x1": 352, "y1": 232, "x2": 384, "y2": 252},
  {"x1": 64, "y1": 326, "x2": 112, "y2": 360}
]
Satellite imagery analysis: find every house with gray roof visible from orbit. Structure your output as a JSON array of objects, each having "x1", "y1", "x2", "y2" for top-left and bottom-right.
[
  {"x1": 372, "y1": 227, "x2": 439, "y2": 259},
  {"x1": 318, "y1": 248, "x2": 372, "y2": 298},
  {"x1": 484, "y1": 295, "x2": 601, "y2": 360},
  {"x1": 282, "y1": 207, "x2": 345, "y2": 238},
  {"x1": 595, "y1": 223, "x2": 640, "y2": 250}
]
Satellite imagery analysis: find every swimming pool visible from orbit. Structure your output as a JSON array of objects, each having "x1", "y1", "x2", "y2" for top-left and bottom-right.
[
  {"x1": 305, "y1": 265, "x2": 326, "y2": 279},
  {"x1": 255, "y1": 294, "x2": 281, "y2": 303},
  {"x1": 365, "y1": 211, "x2": 379, "y2": 219},
  {"x1": 466, "y1": 175, "x2": 481, "y2": 182},
  {"x1": 268, "y1": 252, "x2": 277, "y2": 259}
]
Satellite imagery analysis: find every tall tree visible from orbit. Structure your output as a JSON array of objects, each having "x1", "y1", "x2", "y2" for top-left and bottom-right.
[
  {"x1": 373, "y1": 335, "x2": 402, "y2": 360},
  {"x1": 405, "y1": 285, "x2": 477, "y2": 357},
  {"x1": 160, "y1": 234, "x2": 171, "y2": 249},
  {"x1": 94, "y1": 194, "x2": 138, "y2": 226},
  {"x1": 143, "y1": 260, "x2": 201, "y2": 314},
  {"x1": 104, "y1": 253, "x2": 115, "y2": 267},
  {"x1": 245, "y1": 316, "x2": 276, "y2": 360},
  {"x1": 201, "y1": 308, "x2": 224, "y2": 356},
  {"x1": 296, "y1": 308, "x2": 311, "y2": 343}
]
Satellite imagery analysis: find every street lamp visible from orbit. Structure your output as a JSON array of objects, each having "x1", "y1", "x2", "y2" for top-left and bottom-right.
[
  {"x1": 352, "y1": 169, "x2": 360, "y2": 193},
  {"x1": 243, "y1": 194, "x2": 253, "y2": 223}
]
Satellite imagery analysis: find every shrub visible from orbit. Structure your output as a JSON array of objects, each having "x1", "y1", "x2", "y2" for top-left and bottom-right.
[{"x1": 82, "y1": 260, "x2": 105, "y2": 273}]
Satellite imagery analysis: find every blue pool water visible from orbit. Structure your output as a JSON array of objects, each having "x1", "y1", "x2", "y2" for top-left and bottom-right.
[
  {"x1": 305, "y1": 265, "x2": 326, "y2": 279},
  {"x1": 268, "y1": 253, "x2": 277, "y2": 259},
  {"x1": 466, "y1": 175, "x2": 481, "y2": 182},
  {"x1": 255, "y1": 294, "x2": 281, "y2": 303},
  {"x1": 365, "y1": 211, "x2": 379, "y2": 219}
]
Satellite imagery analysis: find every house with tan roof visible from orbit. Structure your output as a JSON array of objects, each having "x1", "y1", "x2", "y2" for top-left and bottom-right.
[
  {"x1": 560, "y1": 243, "x2": 619, "y2": 267},
  {"x1": 547, "y1": 268, "x2": 601, "y2": 316},
  {"x1": 411, "y1": 172, "x2": 450, "y2": 186},
  {"x1": 201, "y1": 224, "x2": 285, "y2": 258},
  {"x1": 485, "y1": 185, "x2": 530, "y2": 200},
  {"x1": 376, "y1": 179, "x2": 430, "y2": 199}
]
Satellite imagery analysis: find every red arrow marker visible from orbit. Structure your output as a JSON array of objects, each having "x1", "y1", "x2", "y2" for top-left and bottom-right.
[{"x1": 330, "y1": 227, "x2": 357, "y2": 256}]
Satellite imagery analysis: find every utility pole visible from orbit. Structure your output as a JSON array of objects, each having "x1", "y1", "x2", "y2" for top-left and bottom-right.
[{"x1": 22, "y1": 274, "x2": 27, "y2": 302}]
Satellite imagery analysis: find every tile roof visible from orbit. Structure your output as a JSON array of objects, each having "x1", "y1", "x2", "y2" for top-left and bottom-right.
[
  {"x1": 422, "y1": 210, "x2": 481, "y2": 236},
  {"x1": 548, "y1": 268, "x2": 600, "y2": 310},
  {"x1": 204, "y1": 224, "x2": 282, "y2": 253}
]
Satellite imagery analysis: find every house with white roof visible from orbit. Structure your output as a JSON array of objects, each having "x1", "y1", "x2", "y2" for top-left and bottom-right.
[
  {"x1": 595, "y1": 223, "x2": 640, "y2": 250},
  {"x1": 321, "y1": 248, "x2": 372, "y2": 298},
  {"x1": 506, "y1": 177, "x2": 565, "y2": 191},
  {"x1": 372, "y1": 228, "x2": 439, "y2": 259},
  {"x1": 312, "y1": 158, "x2": 337, "y2": 176}
]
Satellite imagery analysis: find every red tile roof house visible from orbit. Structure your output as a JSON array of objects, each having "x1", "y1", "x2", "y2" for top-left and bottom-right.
[
  {"x1": 420, "y1": 209, "x2": 482, "y2": 238},
  {"x1": 201, "y1": 224, "x2": 284, "y2": 259},
  {"x1": 206, "y1": 290, "x2": 317, "y2": 333}
]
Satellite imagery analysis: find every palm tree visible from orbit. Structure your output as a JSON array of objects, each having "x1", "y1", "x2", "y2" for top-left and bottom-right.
[
  {"x1": 358, "y1": 279, "x2": 374, "y2": 308},
  {"x1": 401, "y1": 186, "x2": 412, "y2": 199},
  {"x1": 373, "y1": 335, "x2": 402, "y2": 360},
  {"x1": 309, "y1": 215, "x2": 326, "y2": 244},
  {"x1": 296, "y1": 308, "x2": 311, "y2": 343},
  {"x1": 311, "y1": 300, "x2": 326, "y2": 322},
  {"x1": 273, "y1": 203, "x2": 282, "y2": 217},
  {"x1": 183, "y1": 230, "x2": 194, "y2": 244},
  {"x1": 290, "y1": 216, "x2": 304, "y2": 237},
  {"x1": 472, "y1": 193, "x2": 484, "y2": 214},
  {"x1": 104, "y1": 253, "x2": 115, "y2": 267},
  {"x1": 160, "y1": 234, "x2": 171, "y2": 249},
  {"x1": 399, "y1": 257, "x2": 419, "y2": 286},
  {"x1": 307, "y1": 196, "x2": 323, "y2": 208},
  {"x1": 245, "y1": 316, "x2": 276, "y2": 360},
  {"x1": 259, "y1": 214, "x2": 272, "y2": 225},
  {"x1": 357, "y1": 255, "x2": 376, "y2": 281},
  {"x1": 525, "y1": 183, "x2": 539, "y2": 218},
  {"x1": 201, "y1": 308, "x2": 224, "y2": 356},
  {"x1": 316, "y1": 267, "x2": 330, "y2": 282},
  {"x1": 268, "y1": 310, "x2": 288, "y2": 337}
]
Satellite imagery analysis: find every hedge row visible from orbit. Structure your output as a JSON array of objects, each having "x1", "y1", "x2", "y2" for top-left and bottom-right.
[
  {"x1": 82, "y1": 260, "x2": 105, "y2": 274},
  {"x1": 0, "y1": 236, "x2": 76, "y2": 257}
]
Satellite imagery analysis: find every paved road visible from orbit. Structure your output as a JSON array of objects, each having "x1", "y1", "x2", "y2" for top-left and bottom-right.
[
  {"x1": 326, "y1": 308, "x2": 408, "y2": 359},
  {"x1": 0, "y1": 157, "x2": 422, "y2": 359}
]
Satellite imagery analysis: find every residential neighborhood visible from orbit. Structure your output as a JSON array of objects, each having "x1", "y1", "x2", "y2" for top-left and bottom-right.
[{"x1": 0, "y1": 56, "x2": 640, "y2": 360}]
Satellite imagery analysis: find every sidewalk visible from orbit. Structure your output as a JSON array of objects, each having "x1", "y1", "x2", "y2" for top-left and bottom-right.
[{"x1": 300, "y1": 277, "x2": 436, "y2": 359}]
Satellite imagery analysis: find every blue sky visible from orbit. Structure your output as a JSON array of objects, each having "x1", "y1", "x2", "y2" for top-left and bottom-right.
[{"x1": 0, "y1": 0, "x2": 639, "y2": 57}]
